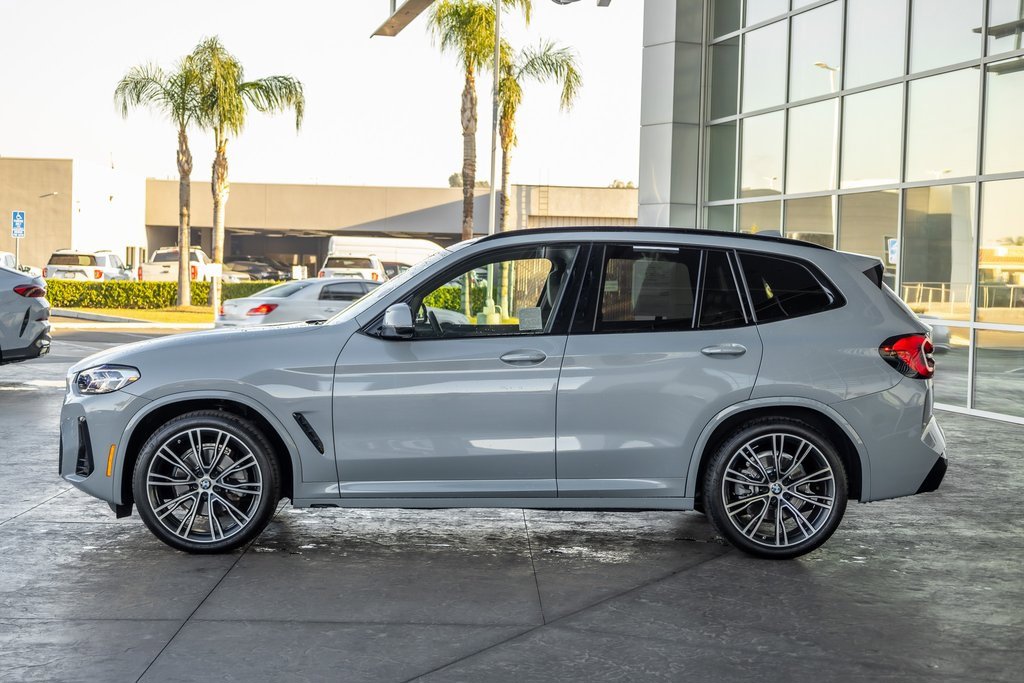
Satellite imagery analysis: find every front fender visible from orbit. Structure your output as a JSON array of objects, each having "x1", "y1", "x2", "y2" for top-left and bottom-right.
[{"x1": 685, "y1": 396, "x2": 872, "y2": 501}]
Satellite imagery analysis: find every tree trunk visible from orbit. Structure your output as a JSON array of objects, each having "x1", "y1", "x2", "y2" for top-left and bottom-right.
[
  {"x1": 460, "y1": 67, "x2": 477, "y2": 243},
  {"x1": 499, "y1": 131, "x2": 512, "y2": 315},
  {"x1": 209, "y1": 140, "x2": 229, "y2": 310},
  {"x1": 176, "y1": 127, "x2": 192, "y2": 308}
]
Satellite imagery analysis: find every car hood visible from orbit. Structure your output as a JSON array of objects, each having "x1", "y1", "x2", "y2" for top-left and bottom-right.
[{"x1": 69, "y1": 320, "x2": 358, "y2": 397}]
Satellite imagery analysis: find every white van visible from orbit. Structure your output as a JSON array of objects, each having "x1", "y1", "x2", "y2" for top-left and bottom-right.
[{"x1": 321, "y1": 237, "x2": 442, "y2": 280}]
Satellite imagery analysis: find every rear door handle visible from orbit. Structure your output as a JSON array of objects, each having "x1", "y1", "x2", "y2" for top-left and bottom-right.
[
  {"x1": 701, "y1": 343, "x2": 747, "y2": 357},
  {"x1": 499, "y1": 350, "x2": 547, "y2": 365}
]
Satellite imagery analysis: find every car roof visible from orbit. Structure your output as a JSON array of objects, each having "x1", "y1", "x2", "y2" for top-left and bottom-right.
[{"x1": 475, "y1": 226, "x2": 832, "y2": 251}]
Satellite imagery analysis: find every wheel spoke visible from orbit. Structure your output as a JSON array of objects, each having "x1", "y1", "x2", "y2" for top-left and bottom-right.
[
  {"x1": 785, "y1": 467, "x2": 833, "y2": 488},
  {"x1": 739, "y1": 445, "x2": 771, "y2": 481},
  {"x1": 772, "y1": 434, "x2": 782, "y2": 479},
  {"x1": 147, "y1": 472, "x2": 191, "y2": 486},
  {"x1": 216, "y1": 453, "x2": 257, "y2": 482},
  {"x1": 781, "y1": 499, "x2": 817, "y2": 540},
  {"x1": 724, "y1": 467, "x2": 768, "y2": 487},
  {"x1": 213, "y1": 492, "x2": 252, "y2": 528},
  {"x1": 787, "y1": 490, "x2": 833, "y2": 510},
  {"x1": 741, "y1": 499, "x2": 771, "y2": 539},
  {"x1": 155, "y1": 447, "x2": 195, "y2": 479},
  {"x1": 773, "y1": 497, "x2": 784, "y2": 546},
  {"x1": 726, "y1": 492, "x2": 770, "y2": 515},
  {"x1": 187, "y1": 429, "x2": 203, "y2": 471},
  {"x1": 209, "y1": 431, "x2": 229, "y2": 475},
  {"x1": 174, "y1": 497, "x2": 201, "y2": 538},
  {"x1": 154, "y1": 490, "x2": 198, "y2": 519},
  {"x1": 208, "y1": 492, "x2": 224, "y2": 541},
  {"x1": 783, "y1": 440, "x2": 812, "y2": 479},
  {"x1": 218, "y1": 481, "x2": 262, "y2": 496}
]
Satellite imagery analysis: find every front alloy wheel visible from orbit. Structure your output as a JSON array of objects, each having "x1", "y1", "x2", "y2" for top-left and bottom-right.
[
  {"x1": 704, "y1": 418, "x2": 847, "y2": 559},
  {"x1": 133, "y1": 410, "x2": 279, "y2": 553}
]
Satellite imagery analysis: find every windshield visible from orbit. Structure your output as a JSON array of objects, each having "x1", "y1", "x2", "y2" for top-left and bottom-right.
[
  {"x1": 49, "y1": 253, "x2": 96, "y2": 266},
  {"x1": 327, "y1": 243, "x2": 467, "y2": 324},
  {"x1": 153, "y1": 249, "x2": 204, "y2": 263},
  {"x1": 325, "y1": 257, "x2": 373, "y2": 269},
  {"x1": 256, "y1": 281, "x2": 312, "y2": 298}
]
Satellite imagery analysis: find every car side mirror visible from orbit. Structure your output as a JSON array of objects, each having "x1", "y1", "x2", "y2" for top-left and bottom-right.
[{"x1": 380, "y1": 303, "x2": 414, "y2": 340}]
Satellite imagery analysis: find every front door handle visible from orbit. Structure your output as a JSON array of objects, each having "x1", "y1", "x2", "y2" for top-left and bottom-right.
[
  {"x1": 701, "y1": 343, "x2": 747, "y2": 357},
  {"x1": 499, "y1": 350, "x2": 547, "y2": 365}
]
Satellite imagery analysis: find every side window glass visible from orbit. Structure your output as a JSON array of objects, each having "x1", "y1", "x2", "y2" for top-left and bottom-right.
[
  {"x1": 699, "y1": 250, "x2": 747, "y2": 329},
  {"x1": 596, "y1": 245, "x2": 700, "y2": 332},
  {"x1": 321, "y1": 282, "x2": 365, "y2": 302},
  {"x1": 412, "y1": 245, "x2": 579, "y2": 339},
  {"x1": 739, "y1": 252, "x2": 837, "y2": 322}
]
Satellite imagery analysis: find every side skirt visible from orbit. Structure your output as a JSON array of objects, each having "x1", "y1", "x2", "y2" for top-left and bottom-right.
[{"x1": 291, "y1": 497, "x2": 695, "y2": 511}]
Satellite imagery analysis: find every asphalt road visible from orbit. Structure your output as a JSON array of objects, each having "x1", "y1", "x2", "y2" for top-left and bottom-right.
[{"x1": 0, "y1": 329, "x2": 1022, "y2": 682}]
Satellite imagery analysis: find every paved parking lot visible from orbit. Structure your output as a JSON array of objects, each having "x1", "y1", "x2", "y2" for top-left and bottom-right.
[{"x1": 1, "y1": 330, "x2": 1022, "y2": 682}]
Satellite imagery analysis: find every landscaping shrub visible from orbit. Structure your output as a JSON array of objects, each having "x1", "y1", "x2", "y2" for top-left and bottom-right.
[
  {"x1": 46, "y1": 280, "x2": 284, "y2": 309},
  {"x1": 423, "y1": 285, "x2": 488, "y2": 313}
]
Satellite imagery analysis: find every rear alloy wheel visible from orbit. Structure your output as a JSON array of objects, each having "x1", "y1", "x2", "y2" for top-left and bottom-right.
[
  {"x1": 133, "y1": 410, "x2": 280, "y2": 553},
  {"x1": 704, "y1": 418, "x2": 847, "y2": 559}
]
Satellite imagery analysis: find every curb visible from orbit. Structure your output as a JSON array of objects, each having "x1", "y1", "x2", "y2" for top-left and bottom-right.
[
  {"x1": 51, "y1": 321, "x2": 215, "y2": 331},
  {"x1": 52, "y1": 308, "x2": 141, "y2": 323}
]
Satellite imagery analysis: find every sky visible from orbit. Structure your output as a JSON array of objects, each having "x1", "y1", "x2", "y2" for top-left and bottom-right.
[{"x1": 0, "y1": 0, "x2": 643, "y2": 189}]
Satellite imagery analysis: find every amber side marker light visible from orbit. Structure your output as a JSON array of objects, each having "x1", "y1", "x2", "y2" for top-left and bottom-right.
[{"x1": 106, "y1": 445, "x2": 116, "y2": 477}]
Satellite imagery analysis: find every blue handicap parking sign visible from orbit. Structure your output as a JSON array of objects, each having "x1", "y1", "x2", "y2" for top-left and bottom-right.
[{"x1": 11, "y1": 211, "x2": 26, "y2": 239}]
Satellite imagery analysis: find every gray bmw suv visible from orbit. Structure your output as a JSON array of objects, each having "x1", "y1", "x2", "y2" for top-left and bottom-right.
[{"x1": 60, "y1": 228, "x2": 946, "y2": 559}]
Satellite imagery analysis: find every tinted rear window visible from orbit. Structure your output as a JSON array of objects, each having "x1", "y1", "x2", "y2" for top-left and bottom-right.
[
  {"x1": 153, "y1": 250, "x2": 204, "y2": 263},
  {"x1": 256, "y1": 282, "x2": 311, "y2": 298},
  {"x1": 325, "y1": 257, "x2": 373, "y2": 269},
  {"x1": 49, "y1": 254, "x2": 96, "y2": 266},
  {"x1": 597, "y1": 245, "x2": 700, "y2": 332},
  {"x1": 700, "y1": 250, "x2": 746, "y2": 329},
  {"x1": 739, "y1": 252, "x2": 839, "y2": 323}
]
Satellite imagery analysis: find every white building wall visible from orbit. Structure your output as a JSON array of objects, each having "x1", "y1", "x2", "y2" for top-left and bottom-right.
[{"x1": 71, "y1": 160, "x2": 147, "y2": 258}]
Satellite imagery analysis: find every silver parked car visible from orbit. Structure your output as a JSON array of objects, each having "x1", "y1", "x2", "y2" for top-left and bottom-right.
[
  {"x1": 0, "y1": 265, "x2": 50, "y2": 364},
  {"x1": 44, "y1": 250, "x2": 134, "y2": 281},
  {"x1": 60, "y1": 228, "x2": 946, "y2": 558},
  {"x1": 216, "y1": 278, "x2": 381, "y2": 328}
]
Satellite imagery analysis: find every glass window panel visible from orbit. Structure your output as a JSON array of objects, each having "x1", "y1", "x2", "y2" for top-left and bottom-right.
[
  {"x1": 931, "y1": 325, "x2": 970, "y2": 407},
  {"x1": 710, "y1": 38, "x2": 740, "y2": 119},
  {"x1": 789, "y1": 2, "x2": 843, "y2": 102},
  {"x1": 987, "y1": 0, "x2": 1024, "y2": 55},
  {"x1": 839, "y1": 191, "x2": 900, "y2": 289},
  {"x1": 905, "y1": 69, "x2": 980, "y2": 182},
  {"x1": 909, "y1": 0, "x2": 983, "y2": 73},
  {"x1": 745, "y1": 0, "x2": 789, "y2": 26},
  {"x1": 841, "y1": 85, "x2": 903, "y2": 188},
  {"x1": 786, "y1": 100, "x2": 838, "y2": 194},
  {"x1": 706, "y1": 204, "x2": 735, "y2": 231},
  {"x1": 707, "y1": 123, "x2": 738, "y2": 201},
  {"x1": 740, "y1": 111, "x2": 784, "y2": 198},
  {"x1": 846, "y1": 0, "x2": 908, "y2": 88},
  {"x1": 983, "y1": 57, "x2": 1024, "y2": 175},
  {"x1": 742, "y1": 20, "x2": 788, "y2": 112},
  {"x1": 785, "y1": 196, "x2": 835, "y2": 247},
  {"x1": 597, "y1": 245, "x2": 700, "y2": 333},
  {"x1": 977, "y1": 179, "x2": 1024, "y2": 323},
  {"x1": 792, "y1": 0, "x2": 819, "y2": 8},
  {"x1": 901, "y1": 184, "x2": 976, "y2": 320},
  {"x1": 974, "y1": 330, "x2": 1024, "y2": 416},
  {"x1": 739, "y1": 201, "x2": 781, "y2": 233},
  {"x1": 712, "y1": 0, "x2": 742, "y2": 37}
]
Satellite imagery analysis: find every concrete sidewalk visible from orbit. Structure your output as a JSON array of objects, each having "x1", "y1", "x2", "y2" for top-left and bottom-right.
[{"x1": 51, "y1": 309, "x2": 214, "y2": 331}]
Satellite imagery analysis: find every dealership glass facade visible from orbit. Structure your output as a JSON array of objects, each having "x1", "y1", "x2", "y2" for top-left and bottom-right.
[{"x1": 702, "y1": 0, "x2": 1024, "y2": 420}]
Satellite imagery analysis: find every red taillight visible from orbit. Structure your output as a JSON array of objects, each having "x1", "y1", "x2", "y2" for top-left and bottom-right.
[
  {"x1": 94, "y1": 269, "x2": 103, "y2": 279},
  {"x1": 318, "y1": 270, "x2": 325, "y2": 278},
  {"x1": 246, "y1": 303, "x2": 278, "y2": 316},
  {"x1": 190, "y1": 265, "x2": 198, "y2": 281},
  {"x1": 42, "y1": 267, "x2": 48, "y2": 278},
  {"x1": 371, "y1": 272, "x2": 379, "y2": 281},
  {"x1": 14, "y1": 284, "x2": 46, "y2": 298},
  {"x1": 137, "y1": 266, "x2": 143, "y2": 281},
  {"x1": 879, "y1": 334, "x2": 934, "y2": 379},
  {"x1": 218, "y1": 304, "x2": 224, "y2": 316}
]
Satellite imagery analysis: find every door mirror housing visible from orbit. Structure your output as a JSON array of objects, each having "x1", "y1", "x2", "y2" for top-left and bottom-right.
[{"x1": 380, "y1": 303, "x2": 414, "y2": 340}]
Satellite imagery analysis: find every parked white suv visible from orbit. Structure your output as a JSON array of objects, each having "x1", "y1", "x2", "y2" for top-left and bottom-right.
[
  {"x1": 43, "y1": 250, "x2": 134, "y2": 281},
  {"x1": 318, "y1": 254, "x2": 388, "y2": 282}
]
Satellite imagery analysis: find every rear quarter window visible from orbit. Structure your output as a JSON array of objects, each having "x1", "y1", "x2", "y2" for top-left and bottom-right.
[{"x1": 738, "y1": 252, "x2": 842, "y2": 323}]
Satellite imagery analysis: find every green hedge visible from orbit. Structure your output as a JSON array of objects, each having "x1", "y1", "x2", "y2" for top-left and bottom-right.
[
  {"x1": 46, "y1": 281, "x2": 284, "y2": 309},
  {"x1": 423, "y1": 285, "x2": 488, "y2": 313}
]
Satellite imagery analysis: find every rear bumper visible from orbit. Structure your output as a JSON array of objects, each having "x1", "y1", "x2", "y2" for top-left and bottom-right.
[
  {"x1": 832, "y1": 380, "x2": 947, "y2": 502},
  {"x1": 0, "y1": 325, "x2": 51, "y2": 364}
]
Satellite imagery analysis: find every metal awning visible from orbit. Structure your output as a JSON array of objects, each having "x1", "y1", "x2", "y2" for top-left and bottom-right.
[{"x1": 372, "y1": 0, "x2": 435, "y2": 37}]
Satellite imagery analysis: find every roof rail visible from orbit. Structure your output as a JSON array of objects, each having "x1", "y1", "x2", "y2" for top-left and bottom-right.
[{"x1": 475, "y1": 226, "x2": 833, "y2": 251}]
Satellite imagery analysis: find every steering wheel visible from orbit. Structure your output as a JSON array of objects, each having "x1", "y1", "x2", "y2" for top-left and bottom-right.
[{"x1": 418, "y1": 303, "x2": 443, "y2": 337}]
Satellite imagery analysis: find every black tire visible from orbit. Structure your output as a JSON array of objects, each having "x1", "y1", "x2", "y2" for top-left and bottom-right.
[
  {"x1": 133, "y1": 410, "x2": 280, "y2": 553},
  {"x1": 703, "y1": 417, "x2": 847, "y2": 559}
]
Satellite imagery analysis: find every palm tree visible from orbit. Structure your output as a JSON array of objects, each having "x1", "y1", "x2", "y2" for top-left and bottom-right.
[
  {"x1": 497, "y1": 39, "x2": 581, "y2": 232},
  {"x1": 429, "y1": 0, "x2": 531, "y2": 242},
  {"x1": 190, "y1": 36, "x2": 305, "y2": 308},
  {"x1": 496, "y1": 40, "x2": 580, "y2": 314},
  {"x1": 114, "y1": 58, "x2": 203, "y2": 306}
]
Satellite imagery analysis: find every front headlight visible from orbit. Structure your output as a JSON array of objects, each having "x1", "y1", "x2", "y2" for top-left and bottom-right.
[{"x1": 75, "y1": 365, "x2": 141, "y2": 394}]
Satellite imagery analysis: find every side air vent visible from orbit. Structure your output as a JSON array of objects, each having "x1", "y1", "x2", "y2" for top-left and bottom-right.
[
  {"x1": 58, "y1": 433, "x2": 64, "y2": 476},
  {"x1": 293, "y1": 413, "x2": 325, "y2": 454},
  {"x1": 75, "y1": 417, "x2": 94, "y2": 477}
]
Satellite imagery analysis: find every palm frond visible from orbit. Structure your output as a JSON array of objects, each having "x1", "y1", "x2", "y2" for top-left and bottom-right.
[{"x1": 239, "y1": 75, "x2": 305, "y2": 129}]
